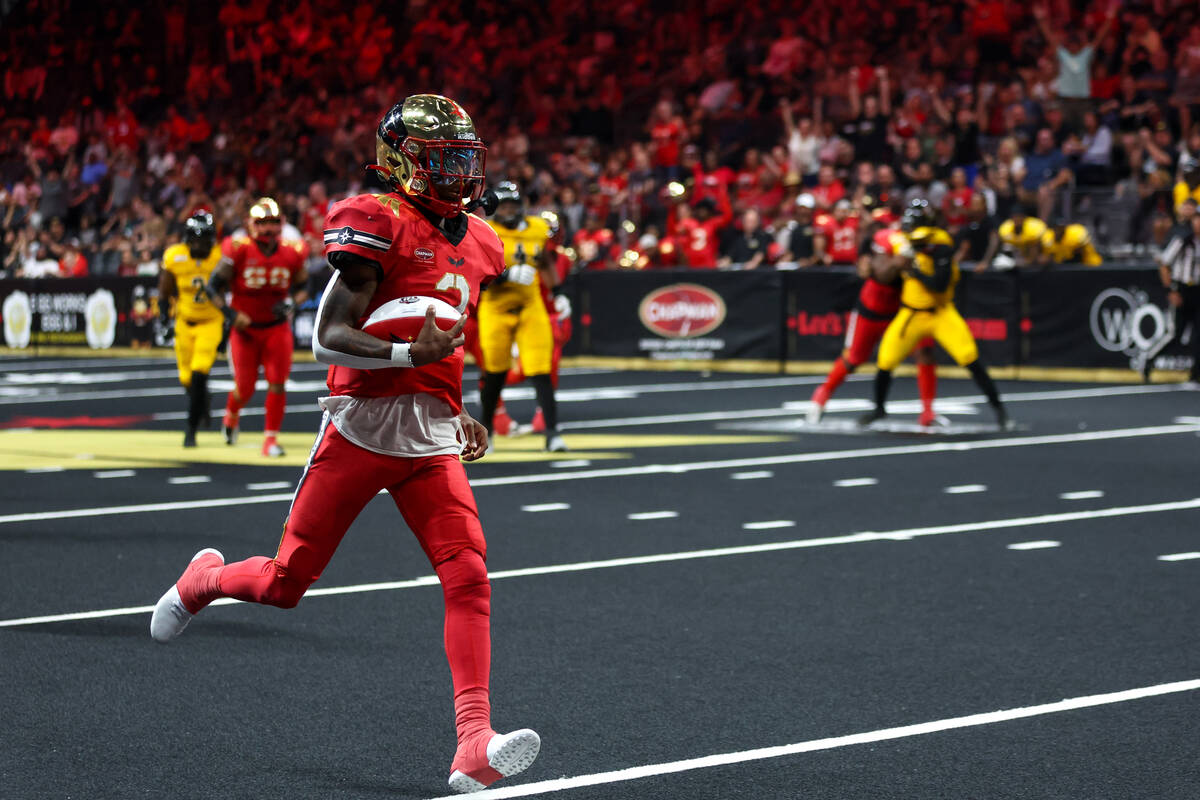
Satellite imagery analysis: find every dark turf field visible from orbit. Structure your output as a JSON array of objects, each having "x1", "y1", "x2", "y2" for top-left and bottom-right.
[{"x1": 2, "y1": 354, "x2": 1199, "y2": 799}]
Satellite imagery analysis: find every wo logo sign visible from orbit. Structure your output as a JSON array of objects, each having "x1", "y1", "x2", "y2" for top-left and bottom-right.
[{"x1": 1089, "y1": 287, "x2": 1173, "y2": 367}]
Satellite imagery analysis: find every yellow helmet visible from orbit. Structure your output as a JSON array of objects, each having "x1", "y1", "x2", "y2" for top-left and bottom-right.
[{"x1": 371, "y1": 94, "x2": 487, "y2": 218}]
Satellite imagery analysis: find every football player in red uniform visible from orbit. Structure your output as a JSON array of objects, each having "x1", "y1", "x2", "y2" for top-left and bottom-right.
[
  {"x1": 151, "y1": 95, "x2": 541, "y2": 793},
  {"x1": 207, "y1": 197, "x2": 308, "y2": 457},
  {"x1": 809, "y1": 206, "x2": 939, "y2": 426}
]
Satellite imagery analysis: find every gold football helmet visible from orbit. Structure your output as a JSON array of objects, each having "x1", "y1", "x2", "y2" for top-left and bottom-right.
[
  {"x1": 248, "y1": 196, "x2": 282, "y2": 246},
  {"x1": 371, "y1": 94, "x2": 487, "y2": 218}
]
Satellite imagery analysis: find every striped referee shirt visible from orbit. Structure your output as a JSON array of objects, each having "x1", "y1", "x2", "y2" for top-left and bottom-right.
[{"x1": 1161, "y1": 233, "x2": 1200, "y2": 286}]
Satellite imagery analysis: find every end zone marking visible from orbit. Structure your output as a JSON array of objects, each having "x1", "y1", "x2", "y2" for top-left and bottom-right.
[{"x1": 432, "y1": 678, "x2": 1200, "y2": 799}]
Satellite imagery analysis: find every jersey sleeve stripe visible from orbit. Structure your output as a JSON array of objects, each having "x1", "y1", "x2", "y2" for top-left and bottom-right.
[{"x1": 322, "y1": 228, "x2": 392, "y2": 251}]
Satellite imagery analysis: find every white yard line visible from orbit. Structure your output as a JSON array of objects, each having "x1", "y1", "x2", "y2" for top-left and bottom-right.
[
  {"x1": 1060, "y1": 490, "x2": 1105, "y2": 500},
  {"x1": 834, "y1": 478, "x2": 878, "y2": 487},
  {"x1": 423, "y1": 678, "x2": 1200, "y2": 799},
  {"x1": 1007, "y1": 541, "x2": 1061, "y2": 550},
  {"x1": 945, "y1": 484, "x2": 987, "y2": 494},
  {"x1": 3, "y1": 496, "x2": 1197, "y2": 629},
  {"x1": 1157, "y1": 552, "x2": 1200, "y2": 562}
]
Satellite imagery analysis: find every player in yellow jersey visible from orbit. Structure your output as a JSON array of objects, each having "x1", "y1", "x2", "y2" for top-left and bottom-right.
[
  {"x1": 478, "y1": 182, "x2": 566, "y2": 451},
  {"x1": 1040, "y1": 218, "x2": 1102, "y2": 266},
  {"x1": 997, "y1": 205, "x2": 1048, "y2": 267},
  {"x1": 863, "y1": 200, "x2": 1009, "y2": 429},
  {"x1": 1174, "y1": 157, "x2": 1200, "y2": 216},
  {"x1": 158, "y1": 211, "x2": 224, "y2": 447}
]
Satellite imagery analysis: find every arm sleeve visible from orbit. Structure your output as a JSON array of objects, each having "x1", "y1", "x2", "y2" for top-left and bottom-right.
[
  {"x1": 310, "y1": 270, "x2": 413, "y2": 369},
  {"x1": 323, "y1": 200, "x2": 394, "y2": 263},
  {"x1": 909, "y1": 245, "x2": 954, "y2": 293}
]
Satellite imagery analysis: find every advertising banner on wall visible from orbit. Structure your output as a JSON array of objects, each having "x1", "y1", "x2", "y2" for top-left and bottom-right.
[
  {"x1": 1020, "y1": 266, "x2": 1188, "y2": 373},
  {"x1": 783, "y1": 269, "x2": 1020, "y2": 366},
  {"x1": 0, "y1": 277, "x2": 158, "y2": 350},
  {"x1": 578, "y1": 271, "x2": 785, "y2": 361}
]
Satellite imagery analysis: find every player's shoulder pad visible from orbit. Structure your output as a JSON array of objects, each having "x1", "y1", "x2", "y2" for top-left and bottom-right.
[
  {"x1": 163, "y1": 243, "x2": 188, "y2": 264},
  {"x1": 525, "y1": 214, "x2": 552, "y2": 239},
  {"x1": 468, "y1": 213, "x2": 505, "y2": 251},
  {"x1": 324, "y1": 194, "x2": 395, "y2": 253}
]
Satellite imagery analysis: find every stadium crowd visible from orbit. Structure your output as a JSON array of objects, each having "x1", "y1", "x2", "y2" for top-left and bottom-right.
[{"x1": 2, "y1": 0, "x2": 1200, "y2": 280}]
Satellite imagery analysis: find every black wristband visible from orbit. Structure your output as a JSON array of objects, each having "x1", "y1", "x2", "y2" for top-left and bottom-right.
[{"x1": 1171, "y1": 281, "x2": 1182, "y2": 293}]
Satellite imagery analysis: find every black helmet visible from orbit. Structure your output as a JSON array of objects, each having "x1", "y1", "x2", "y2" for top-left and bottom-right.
[
  {"x1": 493, "y1": 180, "x2": 524, "y2": 227},
  {"x1": 184, "y1": 211, "x2": 216, "y2": 257},
  {"x1": 900, "y1": 198, "x2": 932, "y2": 232}
]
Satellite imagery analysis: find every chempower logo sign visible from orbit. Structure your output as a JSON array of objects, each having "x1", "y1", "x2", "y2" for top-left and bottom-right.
[{"x1": 638, "y1": 283, "x2": 726, "y2": 339}]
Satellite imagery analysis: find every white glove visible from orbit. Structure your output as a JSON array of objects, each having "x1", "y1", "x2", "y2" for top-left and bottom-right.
[
  {"x1": 507, "y1": 264, "x2": 537, "y2": 286},
  {"x1": 553, "y1": 293, "x2": 572, "y2": 319}
]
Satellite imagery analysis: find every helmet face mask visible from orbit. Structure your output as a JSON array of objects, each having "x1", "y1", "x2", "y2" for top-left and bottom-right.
[
  {"x1": 248, "y1": 197, "x2": 282, "y2": 248},
  {"x1": 373, "y1": 94, "x2": 487, "y2": 218},
  {"x1": 492, "y1": 181, "x2": 524, "y2": 227},
  {"x1": 184, "y1": 212, "x2": 216, "y2": 257},
  {"x1": 900, "y1": 198, "x2": 933, "y2": 233}
]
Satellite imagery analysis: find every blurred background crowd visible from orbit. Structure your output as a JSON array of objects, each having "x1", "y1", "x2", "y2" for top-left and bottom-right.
[{"x1": 1, "y1": 0, "x2": 1199, "y2": 280}]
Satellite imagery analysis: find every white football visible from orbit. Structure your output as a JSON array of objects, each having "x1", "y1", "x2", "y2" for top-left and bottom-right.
[{"x1": 362, "y1": 295, "x2": 462, "y2": 343}]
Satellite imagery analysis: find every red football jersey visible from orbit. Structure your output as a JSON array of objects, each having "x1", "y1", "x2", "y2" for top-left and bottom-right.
[
  {"x1": 221, "y1": 235, "x2": 307, "y2": 324},
  {"x1": 321, "y1": 192, "x2": 505, "y2": 413},
  {"x1": 819, "y1": 215, "x2": 860, "y2": 264}
]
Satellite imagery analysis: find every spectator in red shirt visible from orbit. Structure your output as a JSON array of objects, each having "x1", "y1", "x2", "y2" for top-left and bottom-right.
[
  {"x1": 648, "y1": 99, "x2": 686, "y2": 180},
  {"x1": 59, "y1": 239, "x2": 88, "y2": 277},
  {"x1": 818, "y1": 199, "x2": 861, "y2": 265},
  {"x1": 673, "y1": 192, "x2": 733, "y2": 269},
  {"x1": 810, "y1": 164, "x2": 846, "y2": 210},
  {"x1": 942, "y1": 167, "x2": 974, "y2": 232}
]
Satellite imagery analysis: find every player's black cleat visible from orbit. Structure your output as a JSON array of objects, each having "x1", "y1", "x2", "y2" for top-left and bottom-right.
[
  {"x1": 993, "y1": 404, "x2": 1012, "y2": 431},
  {"x1": 859, "y1": 407, "x2": 887, "y2": 426},
  {"x1": 183, "y1": 428, "x2": 197, "y2": 448},
  {"x1": 223, "y1": 423, "x2": 238, "y2": 445}
]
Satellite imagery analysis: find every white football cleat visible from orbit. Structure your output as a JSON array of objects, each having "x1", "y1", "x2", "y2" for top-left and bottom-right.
[
  {"x1": 545, "y1": 432, "x2": 568, "y2": 453},
  {"x1": 262, "y1": 438, "x2": 285, "y2": 457},
  {"x1": 448, "y1": 728, "x2": 541, "y2": 794},
  {"x1": 150, "y1": 548, "x2": 224, "y2": 644},
  {"x1": 806, "y1": 401, "x2": 825, "y2": 424}
]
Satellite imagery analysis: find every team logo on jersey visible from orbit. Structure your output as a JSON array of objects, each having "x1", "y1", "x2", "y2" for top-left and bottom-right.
[
  {"x1": 414, "y1": 247, "x2": 434, "y2": 261},
  {"x1": 447, "y1": 256, "x2": 465, "y2": 267},
  {"x1": 638, "y1": 283, "x2": 727, "y2": 339},
  {"x1": 336, "y1": 227, "x2": 355, "y2": 245}
]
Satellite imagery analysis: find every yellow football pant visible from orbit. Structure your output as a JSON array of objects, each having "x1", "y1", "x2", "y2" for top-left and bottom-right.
[
  {"x1": 876, "y1": 304, "x2": 978, "y2": 371},
  {"x1": 174, "y1": 317, "x2": 224, "y2": 386},
  {"x1": 476, "y1": 289, "x2": 553, "y2": 375}
]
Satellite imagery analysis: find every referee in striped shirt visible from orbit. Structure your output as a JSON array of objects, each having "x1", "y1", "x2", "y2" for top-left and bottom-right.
[{"x1": 1158, "y1": 212, "x2": 1200, "y2": 386}]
